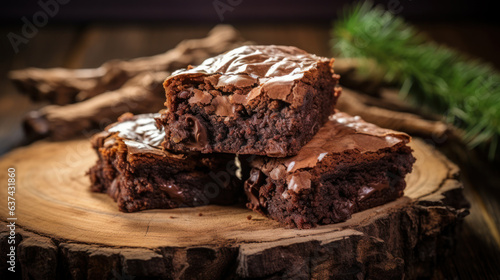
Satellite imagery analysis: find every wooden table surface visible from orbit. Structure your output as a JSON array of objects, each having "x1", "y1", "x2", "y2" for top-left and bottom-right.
[{"x1": 1, "y1": 22, "x2": 500, "y2": 279}]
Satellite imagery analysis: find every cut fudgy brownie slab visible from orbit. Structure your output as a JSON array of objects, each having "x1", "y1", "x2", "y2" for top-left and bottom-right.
[
  {"x1": 244, "y1": 112, "x2": 416, "y2": 229},
  {"x1": 156, "y1": 45, "x2": 341, "y2": 157},
  {"x1": 88, "y1": 113, "x2": 242, "y2": 212}
]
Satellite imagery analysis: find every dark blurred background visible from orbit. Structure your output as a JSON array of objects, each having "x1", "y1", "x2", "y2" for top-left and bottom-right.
[
  {"x1": 1, "y1": 0, "x2": 498, "y2": 22},
  {"x1": 1, "y1": 0, "x2": 500, "y2": 61},
  {"x1": 1, "y1": 0, "x2": 499, "y2": 69}
]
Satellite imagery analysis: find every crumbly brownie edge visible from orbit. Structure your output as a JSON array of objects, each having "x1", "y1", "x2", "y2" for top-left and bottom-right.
[
  {"x1": 89, "y1": 146, "x2": 243, "y2": 212},
  {"x1": 244, "y1": 145, "x2": 416, "y2": 229}
]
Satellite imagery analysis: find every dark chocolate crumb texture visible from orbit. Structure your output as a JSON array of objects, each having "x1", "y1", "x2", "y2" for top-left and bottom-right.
[
  {"x1": 88, "y1": 113, "x2": 242, "y2": 212},
  {"x1": 244, "y1": 112, "x2": 416, "y2": 229},
  {"x1": 156, "y1": 45, "x2": 341, "y2": 157}
]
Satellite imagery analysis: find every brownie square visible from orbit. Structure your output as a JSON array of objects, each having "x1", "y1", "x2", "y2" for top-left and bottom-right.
[
  {"x1": 88, "y1": 113, "x2": 242, "y2": 212},
  {"x1": 156, "y1": 45, "x2": 341, "y2": 157},
  {"x1": 244, "y1": 112, "x2": 416, "y2": 229}
]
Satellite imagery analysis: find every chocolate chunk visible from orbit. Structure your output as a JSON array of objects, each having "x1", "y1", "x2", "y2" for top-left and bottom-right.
[
  {"x1": 244, "y1": 169, "x2": 265, "y2": 211},
  {"x1": 184, "y1": 115, "x2": 209, "y2": 148}
]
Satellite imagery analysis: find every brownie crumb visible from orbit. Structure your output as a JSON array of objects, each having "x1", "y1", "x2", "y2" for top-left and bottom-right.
[
  {"x1": 198, "y1": 212, "x2": 203, "y2": 216},
  {"x1": 247, "y1": 215, "x2": 252, "y2": 220}
]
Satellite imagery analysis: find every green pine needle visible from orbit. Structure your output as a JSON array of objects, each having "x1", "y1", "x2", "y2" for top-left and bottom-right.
[{"x1": 331, "y1": 2, "x2": 500, "y2": 160}]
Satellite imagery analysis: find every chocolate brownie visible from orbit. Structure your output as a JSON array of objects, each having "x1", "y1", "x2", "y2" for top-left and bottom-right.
[
  {"x1": 88, "y1": 113, "x2": 242, "y2": 212},
  {"x1": 156, "y1": 45, "x2": 341, "y2": 157},
  {"x1": 244, "y1": 112, "x2": 416, "y2": 229}
]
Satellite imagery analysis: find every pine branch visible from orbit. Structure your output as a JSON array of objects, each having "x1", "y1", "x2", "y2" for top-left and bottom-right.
[{"x1": 331, "y1": 2, "x2": 500, "y2": 159}]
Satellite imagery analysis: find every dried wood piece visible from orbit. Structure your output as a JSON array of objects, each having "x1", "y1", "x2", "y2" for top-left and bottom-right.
[
  {"x1": 9, "y1": 25, "x2": 247, "y2": 105},
  {"x1": 334, "y1": 59, "x2": 455, "y2": 141},
  {"x1": 23, "y1": 72, "x2": 167, "y2": 141},
  {"x1": 9, "y1": 68, "x2": 103, "y2": 105},
  {"x1": 334, "y1": 57, "x2": 386, "y2": 96},
  {"x1": 0, "y1": 139, "x2": 468, "y2": 279},
  {"x1": 337, "y1": 88, "x2": 450, "y2": 139}
]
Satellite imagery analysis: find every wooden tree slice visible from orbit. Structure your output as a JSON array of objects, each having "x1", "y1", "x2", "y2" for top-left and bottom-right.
[{"x1": 0, "y1": 138, "x2": 469, "y2": 280}]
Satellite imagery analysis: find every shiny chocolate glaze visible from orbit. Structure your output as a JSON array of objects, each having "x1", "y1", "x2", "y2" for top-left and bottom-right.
[
  {"x1": 164, "y1": 45, "x2": 336, "y2": 109},
  {"x1": 104, "y1": 113, "x2": 186, "y2": 159}
]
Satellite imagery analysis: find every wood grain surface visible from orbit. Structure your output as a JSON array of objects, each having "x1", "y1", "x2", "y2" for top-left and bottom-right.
[
  {"x1": 0, "y1": 138, "x2": 453, "y2": 247},
  {"x1": 0, "y1": 138, "x2": 467, "y2": 279}
]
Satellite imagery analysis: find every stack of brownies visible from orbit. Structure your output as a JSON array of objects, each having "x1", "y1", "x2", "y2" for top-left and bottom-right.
[{"x1": 89, "y1": 45, "x2": 415, "y2": 229}]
